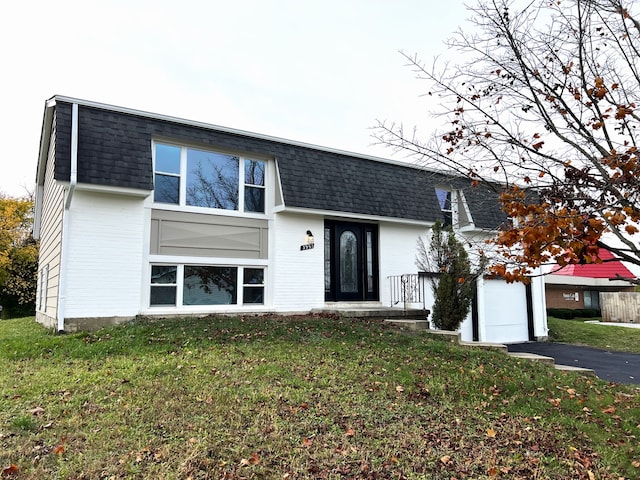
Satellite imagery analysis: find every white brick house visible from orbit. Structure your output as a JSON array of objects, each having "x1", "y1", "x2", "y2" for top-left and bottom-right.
[{"x1": 33, "y1": 95, "x2": 548, "y2": 342}]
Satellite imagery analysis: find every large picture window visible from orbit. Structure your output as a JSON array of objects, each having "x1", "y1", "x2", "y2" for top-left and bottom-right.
[
  {"x1": 154, "y1": 143, "x2": 266, "y2": 213},
  {"x1": 149, "y1": 265, "x2": 264, "y2": 307}
]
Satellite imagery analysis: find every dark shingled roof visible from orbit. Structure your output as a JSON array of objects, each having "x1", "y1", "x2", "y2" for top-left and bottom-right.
[{"x1": 47, "y1": 97, "x2": 508, "y2": 229}]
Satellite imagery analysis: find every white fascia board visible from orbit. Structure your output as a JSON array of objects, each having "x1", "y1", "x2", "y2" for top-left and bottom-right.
[
  {"x1": 36, "y1": 102, "x2": 55, "y2": 187},
  {"x1": 72, "y1": 182, "x2": 152, "y2": 198},
  {"x1": 275, "y1": 206, "x2": 435, "y2": 227}
]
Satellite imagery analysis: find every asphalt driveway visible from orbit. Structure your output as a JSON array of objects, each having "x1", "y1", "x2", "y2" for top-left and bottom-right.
[{"x1": 507, "y1": 342, "x2": 640, "y2": 385}]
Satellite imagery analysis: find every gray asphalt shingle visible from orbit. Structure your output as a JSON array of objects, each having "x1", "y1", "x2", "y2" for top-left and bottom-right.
[{"x1": 50, "y1": 98, "x2": 508, "y2": 229}]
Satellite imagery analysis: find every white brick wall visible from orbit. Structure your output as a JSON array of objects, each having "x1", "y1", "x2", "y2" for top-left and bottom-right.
[
  {"x1": 378, "y1": 221, "x2": 430, "y2": 307},
  {"x1": 64, "y1": 190, "x2": 146, "y2": 318},
  {"x1": 272, "y1": 213, "x2": 325, "y2": 311}
]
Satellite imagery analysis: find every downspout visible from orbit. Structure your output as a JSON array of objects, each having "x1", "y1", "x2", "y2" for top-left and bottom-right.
[{"x1": 57, "y1": 103, "x2": 78, "y2": 333}]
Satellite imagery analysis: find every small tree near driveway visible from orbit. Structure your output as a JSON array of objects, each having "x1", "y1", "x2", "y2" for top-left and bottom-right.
[{"x1": 417, "y1": 222, "x2": 486, "y2": 331}]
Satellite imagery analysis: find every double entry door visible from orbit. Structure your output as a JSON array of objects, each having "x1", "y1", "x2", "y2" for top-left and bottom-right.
[{"x1": 324, "y1": 220, "x2": 379, "y2": 302}]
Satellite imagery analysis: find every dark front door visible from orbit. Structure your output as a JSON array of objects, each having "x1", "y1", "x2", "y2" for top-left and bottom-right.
[{"x1": 324, "y1": 220, "x2": 379, "y2": 302}]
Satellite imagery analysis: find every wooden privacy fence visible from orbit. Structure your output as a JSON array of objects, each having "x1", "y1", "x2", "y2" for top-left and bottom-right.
[{"x1": 600, "y1": 292, "x2": 640, "y2": 324}]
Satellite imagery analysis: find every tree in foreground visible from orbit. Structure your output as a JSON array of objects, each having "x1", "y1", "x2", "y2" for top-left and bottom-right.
[
  {"x1": 417, "y1": 221, "x2": 486, "y2": 330},
  {"x1": 0, "y1": 193, "x2": 38, "y2": 317},
  {"x1": 375, "y1": 0, "x2": 640, "y2": 280}
]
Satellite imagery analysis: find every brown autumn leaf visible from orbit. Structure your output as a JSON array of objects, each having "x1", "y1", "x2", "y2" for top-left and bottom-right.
[
  {"x1": 249, "y1": 452, "x2": 260, "y2": 465},
  {"x1": 488, "y1": 466, "x2": 499, "y2": 476},
  {"x1": 440, "y1": 455, "x2": 451, "y2": 465},
  {"x1": 345, "y1": 428, "x2": 356, "y2": 437},
  {"x1": 52, "y1": 444, "x2": 65, "y2": 455},
  {"x1": 601, "y1": 405, "x2": 616, "y2": 414},
  {"x1": 302, "y1": 437, "x2": 313, "y2": 447},
  {"x1": 1, "y1": 465, "x2": 19, "y2": 476},
  {"x1": 486, "y1": 427, "x2": 496, "y2": 438},
  {"x1": 52, "y1": 436, "x2": 67, "y2": 455},
  {"x1": 395, "y1": 385, "x2": 404, "y2": 393}
]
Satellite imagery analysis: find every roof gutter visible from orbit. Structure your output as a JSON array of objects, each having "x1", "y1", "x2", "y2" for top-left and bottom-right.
[{"x1": 57, "y1": 102, "x2": 78, "y2": 333}]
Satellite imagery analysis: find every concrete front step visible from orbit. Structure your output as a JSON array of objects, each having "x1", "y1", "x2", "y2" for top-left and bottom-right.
[
  {"x1": 507, "y1": 352, "x2": 556, "y2": 365},
  {"x1": 384, "y1": 319, "x2": 430, "y2": 330},
  {"x1": 554, "y1": 364, "x2": 596, "y2": 376},
  {"x1": 316, "y1": 307, "x2": 428, "y2": 319},
  {"x1": 383, "y1": 322, "x2": 597, "y2": 379},
  {"x1": 508, "y1": 352, "x2": 596, "y2": 376}
]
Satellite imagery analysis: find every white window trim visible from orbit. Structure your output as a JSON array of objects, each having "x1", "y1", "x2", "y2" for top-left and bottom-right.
[
  {"x1": 435, "y1": 186, "x2": 475, "y2": 230},
  {"x1": 148, "y1": 263, "x2": 266, "y2": 309},
  {"x1": 152, "y1": 140, "x2": 269, "y2": 216}
]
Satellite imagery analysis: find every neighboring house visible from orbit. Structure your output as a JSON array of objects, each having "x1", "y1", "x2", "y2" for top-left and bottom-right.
[
  {"x1": 33, "y1": 95, "x2": 548, "y2": 343},
  {"x1": 545, "y1": 249, "x2": 637, "y2": 310}
]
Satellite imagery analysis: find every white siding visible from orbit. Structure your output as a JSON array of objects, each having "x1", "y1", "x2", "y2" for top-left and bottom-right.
[
  {"x1": 272, "y1": 212, "x2": 325, "y2": 311},
  {"x1": 64, "y1": 190, "x2": 146, "y2": 318},
  {"x1": 35, "y1": 120, "x2": 65, "y2": 327}
]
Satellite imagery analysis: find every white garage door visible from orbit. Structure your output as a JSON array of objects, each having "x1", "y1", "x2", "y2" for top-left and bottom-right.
[{"x1": 483, "y1": 279, "x2": 530, "y2": 343}]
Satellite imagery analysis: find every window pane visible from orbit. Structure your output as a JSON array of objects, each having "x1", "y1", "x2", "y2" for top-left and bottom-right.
[
  {"x1": 155, "y1": 144, "x2": 181, "y2": 174},
  {"x1": 245, "y1": 160, "x2": 265, "y2": 186},
  {"x1": 436, "y1": 189, "x2": 451, "y2": 210},
  {"x1": 154, "y1": 174, "x2": 180, "y2": 204},
  {"x1": 151, "y1": 265, "x2": 177, "y2": 284},
  {"x1": 340, "y1": 231, "x2": 358, "y2": 293},
  {"x1": 150, "y1": 286, "x2": 176, "y2": 306},
  {"x1": 324, "y1": 227, "x2": 331, "y2": 293},
  {"x1": 186, "y1": 149, "x2": 239, "y2": 209},
  {"x1": 366, "y1": 231, "x2": 374, "y2": 293},
  {"x1": 243, "y1": 268, "x2": 264, "y2": 285},
  {"x1": 244, "y1": 187, "x2": 265, "y2": 213},
  {"x1": 243, "y1": 286, "x2": 264, "y2": 304},
  {"x1": 183, "y1": 266, "x2": 237, "y2": 305}
]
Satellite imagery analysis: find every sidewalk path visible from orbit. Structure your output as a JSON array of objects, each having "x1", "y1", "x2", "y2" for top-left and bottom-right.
[{"x1": 507, "y1": 342, "x2": 640, "y2": 386}]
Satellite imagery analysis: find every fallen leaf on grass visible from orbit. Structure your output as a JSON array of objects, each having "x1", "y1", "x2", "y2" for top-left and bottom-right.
[
  {"x1": 440, "y1": 455, "x2": 451, "y2": 465},
  {"x1": 395, "y1": 385, "x2": 404, "y2": 393},
  {"x1": 488, "y1": 466, "x2": 499, "y2": 476},
  {"x1": 302, "y1": 437, "x2": 313, "y2": 447},
  {"x1": 52, "y1": 437, "x2": 66, "y2": 455},
  {"x1": 1, "y1": 465, "x2": 19, "y2": 476},
  {"x1": 240, "y1": 452, "x2": 260, "y2": 466},
  {"x1": 601, "y1": 405, "x2": 616, "y2": 414},
  {"x1": 29, "y1": 406, "x2": 45, "y2": 416},
  {"x1": 345, "y1": 428, "x2": 355, "y2": 437},
  {"x1": 486, "y1": 428, "x2": 496, "y2": 438}
]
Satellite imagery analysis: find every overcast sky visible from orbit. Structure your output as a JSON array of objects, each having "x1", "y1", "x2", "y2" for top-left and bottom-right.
[{"x1": 1, "y1": 0, "x2": 470, "y2": 197}]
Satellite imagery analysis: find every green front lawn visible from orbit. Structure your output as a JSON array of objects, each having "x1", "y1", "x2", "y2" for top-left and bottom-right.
[
  {"x1": 1, "y1": 315, "x2": 639, "y2": 479},
  {"x1": 548, "y1": 316, "x2": 640, "y2": 353}
]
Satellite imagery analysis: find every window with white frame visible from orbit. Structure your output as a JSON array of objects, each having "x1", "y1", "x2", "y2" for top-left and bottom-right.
[
  {"x1": 150, "y1": 265, "x2": 264, "y2": 307},
  {"x1": 154, "y1": 143, "x2": 266, "y2": 213},
  {"x1": 435, "y1": 187, "x2": 473, "y2": 228}
]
